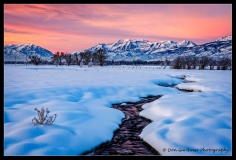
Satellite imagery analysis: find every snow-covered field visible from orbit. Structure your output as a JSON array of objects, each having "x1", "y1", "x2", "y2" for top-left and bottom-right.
[{"x1": 4, "y1": 65, "x2": 232, "y2": 156}]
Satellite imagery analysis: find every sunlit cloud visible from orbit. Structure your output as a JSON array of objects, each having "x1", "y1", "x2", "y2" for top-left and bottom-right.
[{"x1": 4, "y1": 28, "x2": 32, "y2": 34}]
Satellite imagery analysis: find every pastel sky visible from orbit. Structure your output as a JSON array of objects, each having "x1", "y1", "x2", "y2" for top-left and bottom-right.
[{"x1": 4, "y1": 4, "x2": 232, "y2": 53}]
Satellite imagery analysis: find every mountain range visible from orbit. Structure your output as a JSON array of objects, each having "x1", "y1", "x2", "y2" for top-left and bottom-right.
[
  {"x1": 4, "y1": 43, "x2": 54, "y2": 61},
  {"x1": 4, "y1": 35, "x2": 231, "y2": 61}
]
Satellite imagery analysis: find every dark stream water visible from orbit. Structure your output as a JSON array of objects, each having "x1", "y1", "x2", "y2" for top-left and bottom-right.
[{"x1": 81, "y1": 95, "x2": 162, "y2": 156}]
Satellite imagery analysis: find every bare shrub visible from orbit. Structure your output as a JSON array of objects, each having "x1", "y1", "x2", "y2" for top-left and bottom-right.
[
  {"x1": 208, "y1": 57, "x2": 216, "y2": 70},
  {"x1": 32, "y1": 107, "x2": 57, "y2": 125},
  {"x1": 93, "y1": 48, "x2": 107, "y2": 66},
  {"x1": 171, "y1": 56, "x2": 182, "y2": 69},
  {"x1": 64, "y1": 53, "x2": 73, "y2": 66},
  {"x1": 219, "y1": 56, "x2": 231, "y2": 70},
  {"x1": 29, "y1": 54, "x2": 42, "y2": 65},
  {"x1": 84, "y1": 50, "x2": 92, "y2": 65},
  {"x1": 74, "y1": 52, "x2": 82, "y2": 66},
  {"x1": 51, "y1": 52, "x2": 65, "y2": 66},
  {"x1": 198, "y1": 56, "x2": 211, "y2": 70},
  {"x1": 191, "y1": 56, "x2": 199, "y2": 69},
  {"x1": 185, "y1": 56, "x2": 192, "y2": 69}
]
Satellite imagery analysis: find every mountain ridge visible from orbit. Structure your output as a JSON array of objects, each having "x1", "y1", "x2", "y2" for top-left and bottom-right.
[
  {"x1": 4, "y1": 43, "x2": 54, "y2": 61},
  {"x1": 78, "y1": 36, "x2": 231, "y2": 61},
  {"x1": 4, "y1": 35, "x2": 231, "y2": 61}
]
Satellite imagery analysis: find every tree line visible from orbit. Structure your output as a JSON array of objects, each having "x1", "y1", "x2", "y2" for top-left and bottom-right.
[
  {"x1": 5, "y1": 48, "x2": 108, "y2": 66},
  {"x1": 51, "y1": 48, "x2": 107, "y2": 66},
  {"x1": 5, "y1": 49, "x2": 231, "y2": 70},
  {"x1": 105, "y1": 59, "x2": 171, "y2": 66},
  {"x1": 171, "y1": 55, "x2": 231, "y2": 70}
]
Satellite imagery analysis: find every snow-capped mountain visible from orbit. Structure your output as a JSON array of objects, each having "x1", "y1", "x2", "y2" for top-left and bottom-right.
[
  {"x1": 177, "y1": 40, "x2": 197, "y2": 47},
  {"x1": 88, "y1": 39, "x2": 196, "y2": 52},
  {"x1": 4, "y1": 43, "x2": 54, "y2": 61},
  {"x1": 80, "y1": 37, "x2": 230, "y2": 61},
  {"x1": 215, "y1": 35, "x2": 232, "y2": 42},
  {"x1": 4, "y1": 36, "x2": 231, "y2": 62}
]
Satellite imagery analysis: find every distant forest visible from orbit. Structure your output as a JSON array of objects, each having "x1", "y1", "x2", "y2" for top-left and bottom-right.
[
  {"x1": 4, "y1": 49, "x2": 231, "y2": 70},
  {"x1": 4, "y1": 59, "x2": 167, "y2": 65}
]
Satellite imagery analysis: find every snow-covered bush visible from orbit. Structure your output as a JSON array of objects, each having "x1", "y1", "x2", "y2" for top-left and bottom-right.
[{"x1": 32, "y1": 107, "x2": 57, "y2": 125}]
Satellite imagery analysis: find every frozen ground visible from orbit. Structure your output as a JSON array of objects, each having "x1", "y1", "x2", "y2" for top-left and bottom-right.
[{"x1": 4, "y1": 65, "x2": 232, "y2": 156}]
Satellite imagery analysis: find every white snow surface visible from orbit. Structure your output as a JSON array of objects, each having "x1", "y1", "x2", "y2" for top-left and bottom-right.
[
  {"x1": 215, "y1": 35, "x2": 232, "y2": 42},
  {"x1": 4, "y1": 65, "x2": 232, "y2": 156}
]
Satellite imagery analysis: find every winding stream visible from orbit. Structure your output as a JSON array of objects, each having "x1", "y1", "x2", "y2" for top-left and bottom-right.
[
  {"x1": 82, "y1": 78, "x2": 193, "y2": 156},
  {"x1": 82, "y1": 95, "x2": 162, "y2": 156}
]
